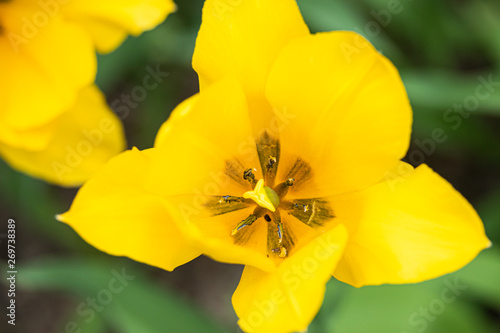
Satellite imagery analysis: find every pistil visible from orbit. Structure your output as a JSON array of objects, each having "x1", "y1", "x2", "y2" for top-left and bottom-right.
[{"x1": 243, "y1": 179, "x2": 279, "y2": 212}]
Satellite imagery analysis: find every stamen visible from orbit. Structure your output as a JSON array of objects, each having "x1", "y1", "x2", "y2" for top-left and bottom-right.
[
  {"x1": 276, "y1": 219, "x2": 284, "y2": 244},
  {"x1": 231, "y1": 214, "x2": 258, "y2": 235},
  {"x1": 231, "y1": 206, "x2": 266, "y2": 240},
  {"x1": 243, "y1": 168, "x2": 258, "y2": 187},
  {"x1": 221, "y1": 195, "x2": 243, "y2": 203},
  {"x1": 204, "y1": 196, "x2": 251, "y2": 216},
  {"x1": 283, "y1": 199, "x2": 335, "y2": 228},
  {"x1": 272, "y1": 247, "x2": 287, "y2": 258},
  {"x1": 285, "y1": 158, "x2": 313, "y2": 191},
  {"x1": 225, "y1": 159, "x2": 251, "y2": 188},
  {"x1": 266, "y1": 211, "x2": 291, "y2": 259},
  {"x1": 264, "y1": 214, "x2": 283, "y2": 243},
  {"x1": 273, "y1": 178, "x2": 295, "y2": 199},
  {"x1": 267, "y1": 156, "x2": 277, "y2": 169},
  {"x1": 256, "y1": 131, "x2": 280, "y2": 188}
]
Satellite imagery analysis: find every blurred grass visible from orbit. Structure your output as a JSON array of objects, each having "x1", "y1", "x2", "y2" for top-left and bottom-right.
[
  {"x1": 311, "y1": 249, "x2": 500, "y2": 333},
  {"x1": 9, "y1": 258, "x2": 225, "y2": 333},
  {"x1": 1, "y1": 0, "x2": 500, "y2": 332}
]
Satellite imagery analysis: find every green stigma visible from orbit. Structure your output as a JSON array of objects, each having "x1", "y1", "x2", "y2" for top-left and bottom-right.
[{"x1": 264, "y1": 186, "x2": 280, "y2": 208}]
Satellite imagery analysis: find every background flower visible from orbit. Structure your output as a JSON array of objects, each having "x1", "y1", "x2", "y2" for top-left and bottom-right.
[
  {"x1": 0, "y1": 0, "x2": 175, "y2": 185},
  {"x1": 0, "y1": 0, "x2": 499, "y2": 332}
]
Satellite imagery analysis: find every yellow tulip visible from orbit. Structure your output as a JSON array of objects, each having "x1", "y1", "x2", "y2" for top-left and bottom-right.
[
  {"x1": 59, "y1": 0, "x2": 491, "y2": 332},
  {"x1": 0, "y1": 0, "x2": 175, "y2": 185}
]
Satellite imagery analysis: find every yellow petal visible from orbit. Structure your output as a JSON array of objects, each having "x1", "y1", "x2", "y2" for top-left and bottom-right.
[
  {"x1": 193, "y1": 0, "x2": 309, "y2": 98},
  {"x1": 57, "y1": 147, "x2": 201, "y2": 271},
  {"x1": 232, "y1": 225, "x2": 348, "y2": 333},
  {"x1": 266, "y1": 31, "x2": 412, "y2": 197},
  {"x1": 0, "y1": 85, "x2": 126, "y2": 187},
  {"x1": 62, "y1": 0, "x2": 176, "y2": 53},
  {"x1": 151, "y1": 78, "x2": 259, "y2": 196},
  {"x1": 0, "y1": 119, "x2": 56, "y2": 151},
  {"x1": 154, "y1": 93, "x2": 200, "y2": 147},
  {"x1": 149, "y1": 79, "x2": 280, "y2": 271},
  {"x1": 65, "y1": 17, "x2": 129, "y2": 54},
  {"x1": 0, "y1": 8, "x2": 96, "y2": 132},
  {"x1": 332, "y1": 162, "x2": 491, "y2": 287}
]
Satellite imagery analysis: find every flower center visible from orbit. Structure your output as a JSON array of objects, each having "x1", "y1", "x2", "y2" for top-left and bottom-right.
[
  {"x1": 228, "y1": 166, "x2": 297, "y2": 258},
  {"x1": 202, "y1": 131, "x2": 335, "y2": 260}
]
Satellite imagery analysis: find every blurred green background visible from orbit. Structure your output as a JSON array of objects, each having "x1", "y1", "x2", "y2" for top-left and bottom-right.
[{"x1": 1, "y1": 0, "x2": 500, "y2": 332}]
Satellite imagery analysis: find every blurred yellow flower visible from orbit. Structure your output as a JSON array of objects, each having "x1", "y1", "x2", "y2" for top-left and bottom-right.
[
  {"x1": 0, "y1": 0, "x2": 175, "y2": 186},
  {"x1": 58, "y1": 0, "x2": 491, "y2": 332}
]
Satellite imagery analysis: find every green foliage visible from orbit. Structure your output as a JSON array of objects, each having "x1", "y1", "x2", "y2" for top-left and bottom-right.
[
  {"x1": 312, "y1": 250, "x2": 500, "y2": 333},
  {"x1": 13, "y1": 258, "x2": 225, "y2": 333}
]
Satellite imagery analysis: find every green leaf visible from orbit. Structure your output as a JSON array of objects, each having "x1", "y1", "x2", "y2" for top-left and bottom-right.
[
  {"x1": 457, "y1": 1, "x2": 500, "y2": 68},
  {"x1": 55, "y1": 311, "x2": 107, "y2": 333},
  {"x1": 0, "y1": 159, "x2": 88, "y2": 251},
  {"x1": 14, "y1": 258, "x2": 226, "y2": 333},
  {"x1": 455, "y1": 249, "x2": 500, "y2": 311},
  {"x1": 96, "y1": 35, "x2": 151, "y2": 93},
  {"x1": 475, "y1": 191, "x2": 500, "y2": 242},
  {"x1": 312, "y1": 252, "x2": 500, "y2": 333},
  {"x1": 402, "y1": 70, "x2": 500, "y2": 116}
]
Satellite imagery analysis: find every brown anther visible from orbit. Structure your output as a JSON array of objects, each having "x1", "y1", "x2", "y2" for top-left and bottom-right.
[
  {"x1": 243, "y1": 168, "x2": 258, "y2": 187},
  {"x1": 266, "y1": 156, "x2": 277, "y2": 170},
  {"x1": 243, "y1": 168, "x2": 254, "y2": 180},
  {"x1": 272, "y1": 246, "x2": 288, "y2": 258}
]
